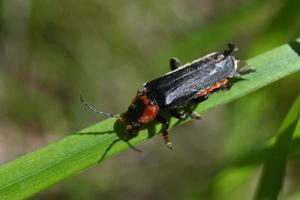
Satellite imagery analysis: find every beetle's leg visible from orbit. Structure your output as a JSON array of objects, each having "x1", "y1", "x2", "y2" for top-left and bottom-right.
[
  {"x1": 170, "y1": 57, "x2": 181, "y2": 71},
  {"x1": 189, "y1": 111, "x2": 202, "y2": 119},
  {"x1": 193, "y1": 93, "x2": 209, "y2": 102},
  {"x1": 170, "y1": 109, "x2": 201, "y2": 120},
  {"x1": 219, "y1": 81, "x2": 232, "y2": 91},
  {"x1": 156, "y1": 115, "x2": 172, "y2": 149},
  {"x1": 186, "y1": 95, "x2": 206, "y2": 120},
  {"x1": 235, "y1": 65, "x2": 256, "y2": 76},
  {"x1": 223, "y1": 43, "x2": 238, "y2": 57},
  {"x1": 169, "y1": 109, "x2": 186, "y2": 120}
]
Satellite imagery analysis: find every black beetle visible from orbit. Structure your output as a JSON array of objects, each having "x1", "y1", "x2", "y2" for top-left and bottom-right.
[{"x1": 80, "y1": 43, "x2": 255, "y2": 149}]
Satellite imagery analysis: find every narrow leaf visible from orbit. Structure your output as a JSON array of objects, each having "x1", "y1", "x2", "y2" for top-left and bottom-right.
[
  {"x1": 255, "y1": 94, "x2": 300, "y2": 200},
  {"x1": 0, "y1": 40, "x2": 300, "y2": 199}
]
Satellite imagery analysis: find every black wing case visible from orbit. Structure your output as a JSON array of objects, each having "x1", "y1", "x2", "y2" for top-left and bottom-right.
[{"x1": 145, "y1": 55, "x2": 237, "y2": 109}]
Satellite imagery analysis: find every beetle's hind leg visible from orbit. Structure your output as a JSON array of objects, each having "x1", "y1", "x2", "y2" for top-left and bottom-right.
[
  {"x1": 223, "y1": 43, "x2": 238, "y2": 57},
  {"x1": 218, "y1": 80, "x2": 232, "y2": 91},
  {"x1": 232, "y1": 59, "x2": 256, "y2": 77},
  {"x1": 156, "y1": 115, "x2": 172, "y2": 149},
  {"x1": 235, "y1": 64, "x2": 256, "y2": 76},
  {"x1": 170, "y1": 57, "x2": 181, "y2": 71}
]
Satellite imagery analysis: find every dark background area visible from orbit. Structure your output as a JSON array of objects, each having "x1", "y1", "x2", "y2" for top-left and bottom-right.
[{"x1": 0, "y1": 0, "x2": 300, "y2": 199}]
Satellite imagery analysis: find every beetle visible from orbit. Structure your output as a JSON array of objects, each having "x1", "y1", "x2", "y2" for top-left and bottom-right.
[{"x1": 80, "y1": 43, "x2": 255, "y2": 149}]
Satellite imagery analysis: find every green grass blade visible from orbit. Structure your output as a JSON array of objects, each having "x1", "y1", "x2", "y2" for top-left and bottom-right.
[
  {"x1": 0, "y1": 40, "x2": 300, "y2": 199},
  {"x1": 255, "y1": 95, "x2": 300, "y2": 200},
  {"x1": 194, "y1": 94, "x2": 300, "y2": 200}
]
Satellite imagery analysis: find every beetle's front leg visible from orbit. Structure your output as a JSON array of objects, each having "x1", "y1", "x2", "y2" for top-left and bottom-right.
[
  {"x1": 169, "y1": 57, "x2": 181, "y2": 71},
  {"x1": 156, "y1": 115, "x2": 172, "y2": 149}
]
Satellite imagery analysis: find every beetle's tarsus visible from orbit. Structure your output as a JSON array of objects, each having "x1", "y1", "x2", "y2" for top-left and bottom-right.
[
  {"x1": 163, "y1": 130, "x2": 172, "y2": 150},
  {"x1": 236, "y1": 65, "x2": 256, "y2": 76},
  {"x1": 156, "y1": 115, "x2": 172, "y2": 149},
  {"x1": 189, "y1": 111, "x2": 202, "y2": 119},
  {"x1": 170, "y1": 57, "x2": 182, "y2": 70}
]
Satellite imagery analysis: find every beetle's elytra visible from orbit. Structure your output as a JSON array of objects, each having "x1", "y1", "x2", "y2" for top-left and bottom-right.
[{"x1": 80, "y1": 43, "x2": 255, "y2": 149}]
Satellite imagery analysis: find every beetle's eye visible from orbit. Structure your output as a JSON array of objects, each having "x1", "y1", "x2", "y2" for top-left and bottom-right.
[
  {"x1": 130, "y1": 104, "x2": 137, "y2": 109},
  {"x1": 126, "y1": 122, "x2": 140, "y2": 133}
]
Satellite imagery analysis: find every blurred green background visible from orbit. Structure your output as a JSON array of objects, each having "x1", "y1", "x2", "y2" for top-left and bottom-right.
[{"x1": 0, "y1": 0, "x2": 300, "y2": 199}]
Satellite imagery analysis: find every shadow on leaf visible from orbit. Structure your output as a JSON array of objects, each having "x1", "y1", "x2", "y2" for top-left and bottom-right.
[
  {"x1": 76, "y1": 119, "x2": 160, "y2": 163},
  {"x1": 289, "y1": 40, "x2": 300, "y2": 57}
]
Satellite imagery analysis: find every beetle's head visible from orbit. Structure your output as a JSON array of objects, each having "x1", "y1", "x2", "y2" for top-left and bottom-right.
[
  {"x1": 123, "y1": 88, "x2": 159, "y2": 134},
  {"x1": 125, "y1": 120, "x2": 142, "y2": 134}
]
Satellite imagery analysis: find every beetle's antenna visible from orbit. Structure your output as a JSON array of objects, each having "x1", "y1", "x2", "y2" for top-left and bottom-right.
[{"x1": 80, "y1": 95, "x2": 119, "y2": 119}]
